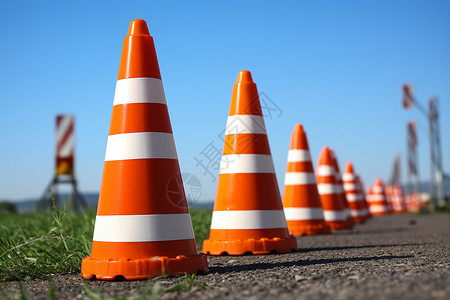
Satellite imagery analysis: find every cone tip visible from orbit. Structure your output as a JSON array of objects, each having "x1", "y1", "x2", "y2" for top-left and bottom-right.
[
  {"x1": 345, "y1": 161, "x2": 354, "y2": 173},
  {"x1": 237, "y1": 70, "x2": 254, "y2": 83},
  {"x1": 128, "y1": 19, "x2": 150, "y2": 36},
  {"x1": 293, "y1": 123, "x2": 304, "y2": 133},
  {"x1": 375, "y1": 177, "x2": 383, "y2": 186}
]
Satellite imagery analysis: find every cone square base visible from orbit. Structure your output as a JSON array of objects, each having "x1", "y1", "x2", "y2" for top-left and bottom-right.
[
  {"x1": 326, "y1": 221, "x2": 351, "y2": 231},
  {"x1": 81, "y1": 253, "x2": 209, "y2": 280},
  {"x1": 352, "y1": 216, "x2": 367, "y2": 223},
  {"x1": 287, "y1": 220, "x2": 331, "y2": 236},
  {"x1": 202, "y1": 236, "x2": 297, "y2": 256}
]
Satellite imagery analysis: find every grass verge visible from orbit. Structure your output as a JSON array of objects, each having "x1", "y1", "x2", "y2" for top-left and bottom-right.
[{"x1": 0, "y1": 204, "x2": 212, "y2": 282}]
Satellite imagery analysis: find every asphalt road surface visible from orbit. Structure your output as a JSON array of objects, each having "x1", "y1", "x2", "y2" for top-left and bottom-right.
[{"x1": 5, "y1": 214, "x2": 450, "y2": 299}]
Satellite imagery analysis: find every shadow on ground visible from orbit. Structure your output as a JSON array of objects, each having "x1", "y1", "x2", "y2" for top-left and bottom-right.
[
  {"x1": 298, "y1": 242, "x2": 433, "y2": 252},
  {"x1": 209, "y1": 255, "x2": 414, "y2": 274}
]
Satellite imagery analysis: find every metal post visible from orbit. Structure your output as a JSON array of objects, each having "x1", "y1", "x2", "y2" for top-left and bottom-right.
[
  {"x1": 433, "y1": 99, "x2": 446, "y2": 207},
  {"x1": 429, "y1": 106, "x2": 436, "y2": 212}
]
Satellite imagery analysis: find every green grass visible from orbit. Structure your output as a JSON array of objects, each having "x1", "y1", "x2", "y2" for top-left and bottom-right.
[{"x1": 0, "y1": 204, "x2": 212, "y2": 282}]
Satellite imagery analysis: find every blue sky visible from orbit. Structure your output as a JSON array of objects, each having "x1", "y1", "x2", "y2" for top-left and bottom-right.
[{"x1": 1, "y1": 0, "x2": 449, "y2": 202}]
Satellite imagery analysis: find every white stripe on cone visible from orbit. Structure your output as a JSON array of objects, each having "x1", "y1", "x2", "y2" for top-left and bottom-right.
[
  {"x1": 105, "y1": 132, "x2": 178, "y2": 161},
  {"x1": 113, "y1": 78, "x2": 166, "y2": 106},
  {"x1": 346, "y1": 194, "x2": 363, "y2": 202},
  {"x1": 225, "y1": 115, "x2": 266, "y2": 135},
  {"x1": 219, "y1": 154, "x2": 275, "y2": 174},
  {"x1": 284, "y1": 172, "x2": 316, "y2": 185},
  {"x1": 342, "y1": 173, "x2": 355, "y2": 181},
  {"x1": 350, "y1": 209, "x2": 368, "y2": 217},
  {"x1": 287, "y1": 149, "x2": 312, "y2": 162},
  {"x1": 93, "y1": 214, "x2": 194, "y2": 242},
  {"x1": 343, "y1": 183, "x2": 358, "y2": 191},
  {"x1": 317, "y1": 165, "x2": 336, "y2": 176},
  {"x1": 323, "y1": 210, "x2": 346, "y2": 221},
  {"x1": 368, "y1": 194, "x2": 386, "y2": 202},
  {"x1": 210, "y1": 210, "x2": 287, "y2": 229},
  {"x1": 369, "y1": 205, "x2": 390, "y2": 213},
  {"x1": 283, "y1": 207, "x2": 325, "y2": 221},
  {"x1": 317, "y1": 183, "x2": 340, "y2": 195},
  {"x1": 372, "y1": 186, "x2": 383, "y2": 193}
]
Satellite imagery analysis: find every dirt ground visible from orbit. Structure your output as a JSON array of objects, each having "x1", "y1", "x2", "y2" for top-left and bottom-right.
[{"x1": 4, "y1": 214, "x2": 450, "y2": 299}]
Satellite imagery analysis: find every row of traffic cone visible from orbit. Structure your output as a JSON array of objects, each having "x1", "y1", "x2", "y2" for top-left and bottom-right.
[{"x1": 81, "y1": 19, "x2": 399, "y2": 281}]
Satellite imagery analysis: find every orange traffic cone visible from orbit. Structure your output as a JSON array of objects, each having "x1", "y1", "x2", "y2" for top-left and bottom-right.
[
  {"x1": 316, "y1": 146, "x2": 347, "y2": 230},
  {"x1": 343, "y1": 162, "x2": 367, "y2": 223},
  {"x1": 367, "y1": 178, "x2": 390, "y2": 216},
  {"x1": 355, "y1": 174, "x2": 372, "y2": 219},
  {"x1": 81, "y1": 19, "x2": 208, "y2": 280},
  {"x1": 330, "y1": 151, "x2": 355, "y2": 229},
  {"x1": 282, "y1": 124, "x2": 330, "y2": 236},
  {"x1": 391, "y1": 184, "x2": 407, "y2": 213},
  {"x1": 202, "y1": 71, "x2": 297, "y2": 255},
  {"x1": 385, "y1": 184, "x2": 394, "y2": 212}
]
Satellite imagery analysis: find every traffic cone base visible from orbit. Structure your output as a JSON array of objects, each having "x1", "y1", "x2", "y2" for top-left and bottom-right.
[
  {"x1": 82, "y1": 253, "x2": 208, "y2": 280},
  {"x1": 203, "y1": 210, "x2": 297, "y2": 255},
  {"x1": 324, "y1": 220, "x2": 348, "y2": 231},
  {"x1": 285, "y1": 219, "x2": 331, "y2": 236},
  {"x1": 203, "y1": 236, "x2": 297, "y2": 256}
]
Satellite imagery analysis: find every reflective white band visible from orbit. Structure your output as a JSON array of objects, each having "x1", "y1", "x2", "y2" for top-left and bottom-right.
[
  {"x1": 284, "y1": 172, "x2": 316, "y2": 185},
  {"x1": 93, "y1": 214, "x2": 194, "y2": 242},
  {"x1": 323, "y1": 210, "x2": 346, "y2": 221},
  {"x1": 317, "y1": 165, "x2": 335, "y2": 176},
  {"x1": 350, "y1": 209, "x2": 368, "y2": 217},
  {"x1": 287, "y1": 149, "x2": 311, "y2": 162},
  {"x1": 343, "y1": 183, "x2": 358, "y2": 191},
  {"x1": 105, "y1": 132, "x2": 177, "y2": 161},
  {"x1": 346, "y1": 194, "x2": 363, "y2": 202},
  {"x1": 225, "y1": 115, "x2": 266, "y2": 135},
  {"x1": 210, "y1": 210, "x2": 287, "y2": 229},
  {"x1": 59, "y1": 134, "x2": 74, "y2": 157},
  {"x1": 368, "y1": 194, "x2": 386, "y2": 202},
  {"x1": 219, "y1": 154, "x2": 275, "y2": 174},
  {"x1": 369, "y1": 205, "x2": 390, "y2": 213},
  {"x1": 343, "y1": 173, "x2": 355, "y2": 181},
  {"x1": 56, "y1": 115, "x2": 73, "y2": 143},
  {"x1": 317, "y1": 183, "x2": 339, "y2": 195},
  {"x1": 373, "y1": 186, "x2": 383, "y2": 193},
  {"x1": 113, "y1": 78, "x2": 166, "y2": 106},
  {"x1": 284, "y1": 207, "x2": 325, "y2": 221}
]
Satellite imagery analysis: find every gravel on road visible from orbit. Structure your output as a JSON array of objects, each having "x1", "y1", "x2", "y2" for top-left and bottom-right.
[{"x1": 4, "y1": 214, "x2": 450, "y2": 300}]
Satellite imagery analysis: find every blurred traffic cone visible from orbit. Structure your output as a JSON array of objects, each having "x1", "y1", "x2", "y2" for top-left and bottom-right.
[
  {"x1": 392, "y1": 184, "x2": 407, "y2": 213},
  {"x1": 366, "y1": 178, "x2": 390, "y2": 216},
  {"x1": 202, "y1": 71, "x2": 297, "y2": 255},
  {"x1": 355, "y1": 174, "x2": 371, "y2": 219},
  {"x1": 316, "y1": 146, "x2": 347, "y2": 230},
  {"x1": 385, "y1": 184, "x2": 394, "y2": 213},
  {"x1": 343, "y1": 162, "x2": 367, "y2": 223},
  {"x1": 282, "y1": 124, "x2": 330, "y2": 236},
  {"x1": 81, "y1": 19, "x2": 208, "y2": 280},
  {"x1": 330, "y1": 151, "x2": 354, "y2": 229}
]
